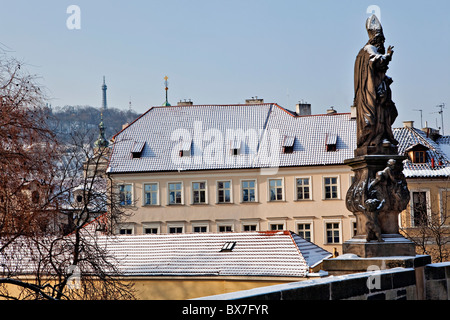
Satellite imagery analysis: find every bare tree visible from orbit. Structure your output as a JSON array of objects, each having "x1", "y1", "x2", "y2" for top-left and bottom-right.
[
  {"x1": 0, "y1": 54, "x2": 136, "y2": 300},
  {"x1": 401, "y1": 181, "x2": 450, "y2": 262}
]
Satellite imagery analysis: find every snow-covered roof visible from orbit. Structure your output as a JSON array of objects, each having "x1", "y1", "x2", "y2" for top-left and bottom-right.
[
  {"x1": 1, "y1": 231, "x2": 332, "y2": 278},
  {"x1": 107, "y1": 103, "x2": 450, "y2": 179},
  {"x1": 394, "y1": 127, "x2": 450, "y2": 178},
  {"x1": 95, "y1": 231, "x2": 332, "y2": 277},
  {"x1": 107, "y1": 103, "x2": 356, "y2": 173}
]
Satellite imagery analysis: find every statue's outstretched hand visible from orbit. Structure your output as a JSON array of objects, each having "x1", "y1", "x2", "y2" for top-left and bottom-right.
[{"x1": 387, "y1": 45, "x2": 394, "y2": 56}]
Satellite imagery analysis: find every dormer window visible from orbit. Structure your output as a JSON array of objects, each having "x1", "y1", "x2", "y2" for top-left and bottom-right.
[
  {"x1": 414, "y1": 151, "x2": 426, "y2": 163},
  {"x1": 229, "y1": 139, "x2": 241, "y2": 156},
  {"x1": 179, "y1": 139, "x2": 192, "y2": 157},
  {"x1": 406, "y1": 144, "x2": 429, "y2": 164},
  {"x1": 326, "y1": 134, "x2": 337, "y2": 152},
  {"x1": 282, "y1": 136, "x2": 295, "y2": 154},
  {"x1": 131, "y1": 141, "x2": 146, "y2": 159}
]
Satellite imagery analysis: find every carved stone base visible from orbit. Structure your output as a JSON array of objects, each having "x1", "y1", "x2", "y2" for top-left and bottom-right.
[
  {"x1": 345, "y1": 155, "x2": 410, "y2": 237},
  {"x1": 343, "y1": 234, "x2": 416, "y2": 258}
]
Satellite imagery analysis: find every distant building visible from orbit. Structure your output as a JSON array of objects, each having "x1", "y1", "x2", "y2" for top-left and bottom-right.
[
  {"x1": 106, "y1": 102, "x2": 450, "y2": 254},
  {"x1": 395, "y1": 121, "x2": 450, "y2": 232}
]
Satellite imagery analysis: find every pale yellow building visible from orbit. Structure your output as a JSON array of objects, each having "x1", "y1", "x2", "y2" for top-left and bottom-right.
[{"x1": 106, "y1": 102, "x2": 450, "y2": 255}]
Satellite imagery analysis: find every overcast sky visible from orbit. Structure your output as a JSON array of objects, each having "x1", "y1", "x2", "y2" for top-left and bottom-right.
[{"x1": 1, "y1": 0, "x2": 449, "y2": 130}]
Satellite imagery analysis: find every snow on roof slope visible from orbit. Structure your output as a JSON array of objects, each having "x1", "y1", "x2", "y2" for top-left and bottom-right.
[{"x1": 95, "y1": 231, "x2": 332, "y2": 277}]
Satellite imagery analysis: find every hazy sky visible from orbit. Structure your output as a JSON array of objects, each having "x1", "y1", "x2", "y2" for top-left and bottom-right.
[{"x1": 1, "y1": 0, "x2": 449, "y2": 130}]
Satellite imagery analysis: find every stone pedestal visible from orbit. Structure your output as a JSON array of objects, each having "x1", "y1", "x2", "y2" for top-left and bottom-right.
[
  {"x1": 343, "y1": 154, "x2": 415, "y2": 257},
  {"x1": 342, "y1": 234, "x2": 416, "y2": 258}
]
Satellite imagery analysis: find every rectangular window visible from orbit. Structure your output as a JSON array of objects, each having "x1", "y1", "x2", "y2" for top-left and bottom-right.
[
  {"x1": 296, "y1": 178, "x2": 311, "y2": 200},
  {"x1": 169, "y1": 226, "x2": 183, "y2": 234},
  {"x1": 243, "y1": 224, "x2": 257, "y2": 232},
  {"x1": 324, "y1": 177, "x2": 339, "y2": 199},
  {"x1": 144, "y1": 227, "x2": 158, "y2": 234},
  {"x1": 352, "y1": 221, "x2": 357, "y2": 237},
  {"x1": 193, "y1": 225, "x2": 208, "y2": 233},
  {"x1": 270, "y1": 224, "x2": 284, "y2": 231},
  {"x1": 414, "y1": 151, "x2": 426, "y2": 164},
  {"x1": 326, "y1": 222, "x2": 340, "y2": 244},
  {"x1": 269, "y1": 179, "x2": 283, "y2": 201},
  {"x1": 118, "y1": 184, "x2": 132, "y2": 206},
  {"x1": 192, "y1": 182, "x2": 207, "y2": 204},
  {"x1": 168, "y1": 182, "x2": 183, "y2": 205},
  {"x1": 219, "y1": 225, "x2": 233, "y2": 232},
  {"x1": 412, "y1": 191, "x2": 428, "y2": 227},
  {"x1": 297, "y1": 223, "x2": 312, "y2": 242},
  {"x1": 241, "y1": 180, "x2": 256, "y2": 202},
  {"x1": 144, "y1": 183, "x2": 158, "y2": 206},
  {"x1": 217, "y1": 181, "x2": 231, "y2": 203},
  {"x1": 119, "y1": 228, "x2": 132, "y2": 235}
]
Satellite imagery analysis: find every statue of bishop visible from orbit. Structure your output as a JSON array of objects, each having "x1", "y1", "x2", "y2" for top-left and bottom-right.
[{"x1": 354, "y1": 15, "x2": 399, "y2": 156}]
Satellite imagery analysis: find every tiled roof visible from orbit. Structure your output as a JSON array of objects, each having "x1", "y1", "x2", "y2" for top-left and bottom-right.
[
  {"x1": 1, "y1": 231, "x2": 332, "y2": 278},
  {"x1": 107, "y1": 103, "x2": 450, "y2": 178},
  {"x1": 95, "y1": 231, "x2": 332, "y2": 277},
  {"x1": 393, "y1": 127, "x2": 450, "y2": 178},
  {"x1": 107, "y1": 104, "x2": 356, "y2": 173}
]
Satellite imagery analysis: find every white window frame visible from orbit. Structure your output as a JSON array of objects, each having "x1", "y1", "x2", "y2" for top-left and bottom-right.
[
  {"x1": 118, "y1": 183, "x2": 133, "y2": 206},
  {"x1": 295, "y1": 176, "x2": 312, "y2": 201},
  {"x1": 143, "y1": 222, "x2": 161, "y2": 234},
  {"x1": 269, "y1": 220, "x2": 286, "y2": 231},
  {"x1": 323, "y1": 176, "x2": 340, "y2": 200},
  {"x1": 240, "y1": 179, "x2": 258, "y2": 203},
  {"x1": 117, "y1": 223, "x2": 134, "y2": 235},
  {"x1": 216, "y1": 180, "x2": 233, "y2": 204},
  {"x1": 167, "y1": 181, "x2": 184, "y2": 205},
  {"x1": 410, "y1": 189, "x2": 431, "y2": 227},
  {"x1": 143, "y1": 182, "x2": 159, "y2": 206},
  {"x1": 191, "y1": 181, "x2": 208, "y2": 204},
  {"x1": 241, "y1": 219, "x2": 260, "y2": 232},
  {"x1": 192, "y1": 222, "x2": 209, "y2": 233},
  {"x1": 217, "y1": 222, "x2": 234, "y2": 233},
  {"x1": 296, "y1": 220, "x2": 314, "y2": 242},
  {"x1": 268, "y1": 178, "x2": 285, "y2": 202},
  {"x1": 324, "y1": 219, "x2": 342, "y2": 244},
  {"x1": 167, "y1": 223, "x2": 185, "y2": 234}
]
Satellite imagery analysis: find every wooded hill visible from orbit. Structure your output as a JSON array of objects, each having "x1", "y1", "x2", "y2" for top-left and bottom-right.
[{"x1": 47, "y1": 105, "x2": 142, "y2": 144}]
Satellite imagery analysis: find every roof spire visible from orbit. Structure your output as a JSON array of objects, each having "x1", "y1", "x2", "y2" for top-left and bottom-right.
[
  {"x1": 94, "y1": 111, "x2": 109, "y2": 149},
  {"x1": 162, "y1": 76, "x2": 171, "y2": 106}
]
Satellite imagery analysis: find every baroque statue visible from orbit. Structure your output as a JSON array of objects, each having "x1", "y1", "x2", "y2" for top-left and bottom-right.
[
  {"x1": 354, "y1": 15, "x2": 399, "y2": 156},
  {"x1": 343, "y1": 15, "x2": 414, "y2": 256}
]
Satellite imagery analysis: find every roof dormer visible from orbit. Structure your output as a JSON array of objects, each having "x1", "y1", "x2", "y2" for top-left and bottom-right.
[{"x1": 405, "y1": 143, "x2": 429, "y2": 164}]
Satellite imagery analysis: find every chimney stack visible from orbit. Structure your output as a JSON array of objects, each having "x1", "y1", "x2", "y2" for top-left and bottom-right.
[
  {"x1": 296, "y1": 102, "x2": 311, "y2": 116},
  {"x1": 245, "y1": 96, "x2": 264, "y2": 104},
  {"x1": 177, "y1": 99, "x2": 194, "y2": 106},
  {"x1": 350, "y1": 105, "x2": 357, "y2": 119},
  {"x1": 403, "y1": 121, "x2": 414, "y2": 128},
  {"x1": 327, "y1": 107, "x2": 337, "y2": 114}
]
